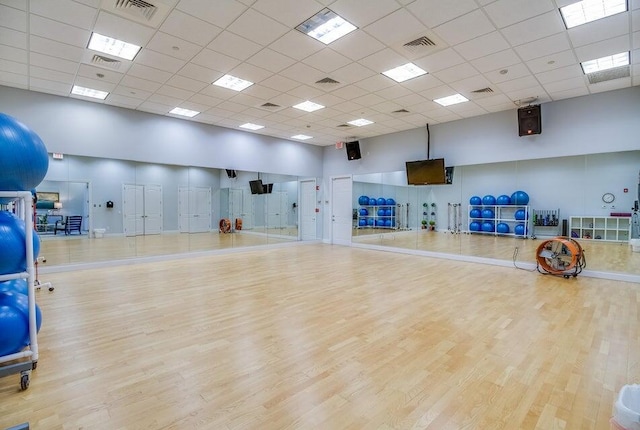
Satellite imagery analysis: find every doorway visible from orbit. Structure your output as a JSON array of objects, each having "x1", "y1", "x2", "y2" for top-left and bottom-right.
[
  {"x1": 331, "y1": 176, "x2": 352, "y2": 246},
  {"x1": 122, "y1": 184, "x2": 163, "y2": 236}
]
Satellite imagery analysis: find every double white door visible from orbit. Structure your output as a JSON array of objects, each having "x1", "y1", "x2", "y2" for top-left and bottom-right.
[
  {"x1": 229, "y1": 188, "x2": 253, "y2": 230},
  {"x1": 178, "y1": 187, "x2": 211, "y2": 233},
  {"x1": 123, "y1": 184, "x2": 163, "y2": 236},
  {"x1": 266, "y1": 191, "x2": 288, "y2": 229}
]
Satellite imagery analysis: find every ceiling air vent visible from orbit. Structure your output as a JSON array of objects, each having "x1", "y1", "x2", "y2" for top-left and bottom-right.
[
  {"x1": 91, "y1": 54, "x2": 122, "y2": 70},
  {"x1": 336, "y1": 124, "x2": 352, "y2": 128},
  {"x1": 586, "y1": 65, "x2": 630, "y2": 84},
  {"x1": 404, "y1": 36, "x2": 436, "y2": 49},
  {"x1": 114, "y1": 0, "x2": 157, "y2": 21},
  {"x1": 392, "y1": 109, "x2": 410, "y2": 114},
  {"x1": 396, "y1": 31, "x2": 445, "y2": 58},
  {"x1": 471, "y1": 87, "x2": 494, "y2": 94},
  {"x1": 256, "y1": 102, "x2": 285, "y2": 112}
]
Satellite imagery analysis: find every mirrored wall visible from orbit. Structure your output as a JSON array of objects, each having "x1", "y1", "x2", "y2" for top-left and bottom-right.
[
  {"x1": 37, "y1": 154, "x2": 315, "y2": 267},
  {"x1": 352, "y1": 150, "x2": 640, "y2": 278}
]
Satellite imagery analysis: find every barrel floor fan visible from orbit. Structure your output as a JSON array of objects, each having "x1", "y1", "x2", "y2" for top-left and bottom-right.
[{"x1": 536, "y1": 236, "x2": 586, "y2": 278}]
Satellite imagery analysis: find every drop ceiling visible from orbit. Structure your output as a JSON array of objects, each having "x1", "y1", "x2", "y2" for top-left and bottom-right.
[{"x1": 0, "y1": 0, "x2": 638, "y2": 146}]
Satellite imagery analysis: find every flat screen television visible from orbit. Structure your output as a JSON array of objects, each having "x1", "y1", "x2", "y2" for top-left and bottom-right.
[
  {"x1": 226, "y1": 169, "x2": 237, "y2": 178},
  {"x1": 406, "y1": 158, "x2": 447, "y2": 185},
  {"x1": 263, "y1": 183, "x2": 273, "y2": 194},
  {"x1": 249, "y1": 179, "x2": 264, "y2": 194}
]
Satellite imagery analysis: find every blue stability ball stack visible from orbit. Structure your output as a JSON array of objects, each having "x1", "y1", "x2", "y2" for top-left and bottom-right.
[
  {"x1": 367, "y1": 218, "x2": 375, "y2": 226},
  {"x1": 359, "y1": 208, "x2": 368, "y2": 216},
  {"x1": 0, "y1": 279, "x2": 28, "y2": 295},
  {"x1": 384, "y1": 209, "x2": 392, "y2": 216},
  {"x1": 358, "y1": 218, "x2": 367, "y2": 227},
  {"x1": 0, "y1": 292, "x2": 42, "y2": 356},
  {"x1": 376, "y1": 197, "x2": 386, "y2": 206},
  {"x1": 470, "y1": 209, "x2": 482, "y2": 219},
  {"x1": 358, "y1": 195, "x2": 369, "y2": 206},
  {"x1": 368, "y1": 197, "x2": 377, "y2": 205},
  {"x1": 482, "y1": 195, "x2": 496, "y2": 206},
  {"x1": 482, "y1": 221, "x2": 495, "y2": 232},
  {"x1": 496, "y1": 194, "x2": 511, "y2": 205},
  {"x1": 481, "y1": 208, "x2": 494, "y2": 219},
  {"x1": 514, "y1": 209, "x2": 528, "y2": 220},
  {"x1": 496, "y1": 222, "x2": 510, "y2": 234},
  {"x1": 514, "y1": 223, "x2": 527, "y2": 236},
  {"x1": 469, "y1": 196, "x2": 482, "y2": 206},
  {"x1": 469, "y1": 221, "x2": 481, "y2": 231},
  {"x1": 377, "y1": 208, "x2": 386, "y2": 217},
  {"x1": 511, "y1": 190, "x2": 530, "y2": 205},
  {"x1": 386, "y1": 198, "x2": 395, "y2": 205},
  {"x1": 0, "y1": 211, "x2": 41, "y2": 275}
]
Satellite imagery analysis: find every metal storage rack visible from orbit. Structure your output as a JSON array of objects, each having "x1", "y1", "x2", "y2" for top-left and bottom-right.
[
  {"x1": 531, "y1": 209, "x2": 561, "y2": 238},
  {"x1": 0, "y1": 191, "x2": 39, "y2": 390},
  {"x1": 468, "y1": 204, "x2": 531, "y2": 238}
]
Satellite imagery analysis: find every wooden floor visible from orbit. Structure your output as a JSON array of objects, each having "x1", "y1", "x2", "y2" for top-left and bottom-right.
[{"x1": 2, "y1": 244, "x2": 639, "y2": 429}]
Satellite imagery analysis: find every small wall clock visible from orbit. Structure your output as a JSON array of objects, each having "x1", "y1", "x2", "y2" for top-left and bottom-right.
[{"x1": 602, "y1": 192, "x2": 615, "y2": 203}]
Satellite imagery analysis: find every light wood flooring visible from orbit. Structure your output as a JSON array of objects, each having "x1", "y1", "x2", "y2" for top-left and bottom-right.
[{"x1": 2, "y1": 244, "x2": 639, "y2": 429}]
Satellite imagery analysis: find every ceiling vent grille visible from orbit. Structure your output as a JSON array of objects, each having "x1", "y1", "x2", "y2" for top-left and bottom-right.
[
  {"x1": 336, "y1": 124, "x2": 352, "y2": 128},
  {"x1": 471, "y1": 87, "x2": 494, "y2": 94},
  {"x1": 586, "y1": 65, "x2": 630, "y2": 84},
  {"x1": 114, "y1": 0, "x2": 157, "y2": 21},
  {"x1": 91, "y1": 54, "x2": 122, "y2": 70},
  {"x1": 256, "y1": 102, "x2": 285, "y2": 112},
  {"x1": 396, "y1": 31, "x2": 445, "y2": 59},
  {"x1": 404, "y1": 36, "x2": 436, "y2": 50},
  {"x1": 315, "y1": 77, "x2": 341, "y2": 87},
  {"x1": 392, "y1": 109, "x2": 410, "y2": 114}
]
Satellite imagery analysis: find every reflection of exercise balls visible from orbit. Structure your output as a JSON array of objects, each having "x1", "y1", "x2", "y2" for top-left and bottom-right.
[
  {"x1": 0, "y1": 279, "x2": 28, "y2": 295},
  {"x1": 376, "y1": 219, "x2": 386, "y2": 227},
  {"x1": 469, "y1": 196, "x2": 482, "y2": 206},
  {"x1": 358, "y1": 195, "x2": 369, "y2": 206},
  {"x1": 377, "y1": 208, "x2": 386, "y2": 216},
  {"x1": 469, "y1": 222, "x2": 481, "y2": 231},
  {"x1": 377, "y1": 197, "x2": 386, "y2": 206},
  {"x1": 514, "y1": 223, "x2": 527, "y2": 236},
  {"x1": 386, "y1": 198, "x2": 395, "y2": 205},
  {"x1": 359, "y1": 208, "x2": 368, "y2": 216},
  {"x1": 496, "y1": 223, "x2": 509, "y2": 234},
  {"x1": 384, "y1": 219, "x2": 392, "y2": 227},
  {"x1": 481, "y1": 208, "x2": 494, "y2": 219},
  {"x1": 358, "y1": 219, "x2": 367, "y2": 227},
  {"x1": 384, "y1": 209, "x2": 392, "y2": 216},
  {"x1": 369, "y1": 198, "x2": 377, "y2": 205},
  {"x1": 482, "y1": 195, "x2": 496, "y2": 206},
  {"x1": 482, "y1": 221, "x2": 495, "y2": 232},
  {"x1": 511, "y1": 190, "x2": 529, "y2": 205},
  {"x1": 0, "y1": 211, "x2": 41, "y2": 275},
  {"x1": 0, "y1": 291, "x2": 42, "y2": 356},
  {"x1": 0, "y1": 113, "x2": 49, "y2": 193},
  {"x1": 367, "y1": 218, "x2": 375, "y2": 226},
  {"x1": 470, "y1": 209, "x2": 482, "y2": 219},
  {"x1": 514, "y1": 209, "x2": 528, "y2": 220},
  {"x1": 496, "y1": 195, "x2": 511, "y2": 205}
]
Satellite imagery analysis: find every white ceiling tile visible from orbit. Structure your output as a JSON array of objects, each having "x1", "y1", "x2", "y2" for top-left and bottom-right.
[
  {"x1": 0, "y1": 58, "x2": 27, "y2": 74},
  {"x1": 496, "y1": 75, "x2": 540, "y2": 92},
  {"x1": 138, "y1": 101, "x2": 173, "y2": 115},
  {"x1": 504, "y1": 85, "x2": 548, "y2": 102},
  {"x1": 127, "y1": 63, "x2": 173, "y2": 84},
  {"x1": 30, "y1": 15, "x2": 90, "y2": 48},
  {"x1": 105, "y1": 93, "x2": 143, "y2": 109},
  {"x1": 303, "y1": 49, "x2": 352, "y2": 73},
  {"x1": 407, "y1": 0, "x2": 478, "y2": 28},
  {"x1": 146, "y1": 32, "x2": 202, "y2": 61},
  {"x1": 243, "y1": 84, "x2": 280, "y2": 100},
  {"x1": 0, "y1": 4, "x2": 26, "y2": 31},
  {"x1": 279, "y1": 62, "x2": 325, "y2": 84},
  {"x1": 252, "y1": 0, "x2": 323, "y2": 27},
  {"x1": 419, "y1": 84, "x2": 458, "y2": 100},
  {"x1": 454, "y1": 31, "x2": 510, "y2": 61},
  {"x1": 434, "y1": 10, "x2": 496, "y2": 45},
  {"x1": 0, "y1": 26, "x2": 26, "y2": 50},
  {"x1": 470, "y1": 49, "x2": 521, "y2": 73},
  {"x1": 135, "y1": 49, "x2": 186, "y2": 74},
  {"x1": 30, "y1": 0, "x2": 97, "y2": 30},
  {"x1": 547, "y1": 86, "x2": 590, "y2": 101},
  {"x1": 165, "y1": 75, "x2": 209, "y2": 92},
  {"x1": 363, "y1": 9, "x2": 428, "y2": 46},
  {"x1": 400, "y1": 74, "x2": 445, "y2": 92},
  {"x1": 30, "y1": 77, "x2": 72, "y2": 95},
  {"x1": 77, "y1": 64, "x2": 123, "y2": 84},
  {"x1": 0, "y1": 0, "x2": 26, "y2": 10},
  {"x1": 450, "y1": 75, "x2": 493, "y2": 93},
  {"x1": 542, "y1": 76, "x2": 587, "y2": 93},
  {"x1": 374, "y1": 84, "x2": 413, "y2": 100},
  {"x1": 73, "y1": 75, "x2": 116, "y2": 92},
  {"x1": 330, "y1": 30, "x2": 386, "y2": 62},
  {"x1": 413, "y1": 48, "x2": 465, "y2": 73},
  {"x1": 268, "y1": 30, "x2": 323, "y2": 61},
  {"x1": 358, "y1": 48, "x2": 409, "y2": 73},
  {"x1": 568, "y1": 13, "x2": 629, "y2": 48},
  {"x1": 500, "y1": 11, "x2": 565, "y2": 47},
  {"x1": 352, "y1": 92, "x2": 386, "y2": 107},
  {"x1": 330, "y1": 0, "x2": 401, "y2": 28},
  {"x1": 160, "y1": 9, "x2": 221, "y2": 47},
  {"x1": 634, "y1": 31, "x2": 640, "y2": 49},
  {"x1": 536, "y1": 64, "x2": 583, "y2": 84},
  {"x1": 574, "y1": 35, "x2": 631, "y2": 62},
  {"x1": 312, "y1": 93, "x2": 346, "y2": 108},
  {"x1": 175, "y1": 0, "x2": 247, "y2": 28},
  {"x1": 207, "y1": 31, "x2": 262, "y2": 62},
  {"x1": 149, "y1": 91, "x2": 189, "y2": 106},
  {"x1": 177, "y1": 63, "x2": 218, "y2": 83},
  {"x1": 228, "y1": 62, "x2": 272, "y2": 84},
  {"x1": 188, "y1": 93, "x2": 224, "y2": 108},
  {"x1": 484, "y1": 63, "x2": 531, "y2": 83},
  {"x1": 29, "y1": 65, "x2": 74, "y2": 84},
  {"x1": 588, "y1": 76, "x2": 632, "y2": 93},
  {"x1": 331, "y1": 86, "x2": 369, "y2": 103},
  {"x1": 112, "y1": 85, "x2": 152, "y2": 100},
  {"x1": 332, "y1": 62, "x2": 376, "y2": 85},
  {"x1": 93, "y1": 11, "x2": 155, "y2": 47},
  {"x1": 354, "y1": 74, "x2": 396, "y2": 92},
  {"x1": 0, "y1": 71, "x2": 27, "y2": 87},
  {"x1": 120, "y1": 75, "x2": 162, "y2": 93},
  {"x1": 286, "y1": 84, "x2": 324, "y2": 100},
  {"x1": 227, "y1": 8, "x2": 289, "y2": 46},
  {"x1": 246, "y1": 48, "x2": 296, "y2": 73},
  {"x1": 525, "y1": 50, "x2": 578, "y2": 74},
  {"x1": 392, "y1": 93, "x2": 429, "y2": 106},
  {"x1": 514, "y1": 33, "x2": 571, "y2": 61},
  {"x1": 260, "y1": 74, "x2": 301, "y2": 92},
  {"x1": 191, "y1": 49, "x2": 241, "y2": 74},
  {"x1": 29, "y1": 35, "x2": 84, "y2": 62},
  {"x1": 29, "y1": 51, "x2": 76, "y2": 73},
  {"x1": 483, "y1": 0, "x2": 555, "y2": 28},
  {"x1": 473, "y1": 93, "x2": 513, "y2": 107},
  {"x1": 432, "y1": 63, "x2": 479, "y2": 84}
]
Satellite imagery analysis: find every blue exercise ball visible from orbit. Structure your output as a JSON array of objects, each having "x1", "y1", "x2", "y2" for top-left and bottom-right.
[
  {"x1": 0, "y1": 291, "x2": 42, "y2": 356},
  {"x1": 376, "y1": 219, "x2": 385, "y2": 227},
  {"x1": 358, "y1": 218, "x2": 367, "y2": 227},
  {"x1": 482, "y1": 195, "x2": 496, "y2": 206},
  {"x1": 384, "y1": 209, "x2": 392, "y2": 216},
  {"x1": 496, "y1": 194, "x2": 511, "y2": 205},
  {"x1": 377, "y1": 208, "x2": 386, "y2": 217},
  {"x1": 0, "y1": 279, "x2": 28, "y2": 295},
  {"x1": 511, "y1": 190, "x2": 530, "y2": 205},
  {"x1": 470, "y1": 209, "x2": 482, "y2": 219},
  {"x1": 481, "y1": 208, "x2": 494, "y2": 219},
  {"x1": 469, "y1": 222, "x2": 481, "y2": 231},
  {"x1": 0, "y1": 211, "x2": 41, "y2": 275},
  {"x1": 514, "y1": 209, "x2": 528, "y2": 220},
  {"x1": 384, "y1": 219, "x2": 392, "y2": 227},
  {"x1": 496, "y1": 222, "x2": 510, "y2": 234},
  {"x1": 367, "y1": 218, "x2": 375, "y2": 226},
  {"x1": 0, "y1": 113, "x2": 49, "y2": 193},
  {"x1": 359, "y1": 208, "x2": 368, "y2": 216},
  {"x1": 481, "y1": 221, "x2": 495, "y2": 232},
  {"x1": 469, "y1": 196, "x2": 482, "y2": 206},
  {"x1": 386, "y1": 198, "x2": 395, "y2": 205},
  {"x1": 369, "y1": 198, "x2": 377, "y2": 205},
  {"x1": 377, "y1": 197, "x2": 386, "y2": 206},
  {"x1": 514, "y1": 223, "x2": 527, "y2": 236},
  {"x1": 358, "y1": 195, "x2": 369, "y2": 206}
]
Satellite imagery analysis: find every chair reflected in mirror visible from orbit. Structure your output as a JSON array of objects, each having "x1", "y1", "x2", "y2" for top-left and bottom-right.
[{"x1": 54, "y1": 215, "x2": 83, "y2": 235}]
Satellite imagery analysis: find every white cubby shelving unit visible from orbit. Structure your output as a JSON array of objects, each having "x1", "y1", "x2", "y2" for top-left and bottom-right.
[
  {"x1": 569, "y1": 216, "x2": 630, "y2": 242},
  {"x1": 468, "y1": 204, "x2": 531, "y2": 238},
  {"x1": 356, "y1": 204, "x2": 397, "y2": 229}
]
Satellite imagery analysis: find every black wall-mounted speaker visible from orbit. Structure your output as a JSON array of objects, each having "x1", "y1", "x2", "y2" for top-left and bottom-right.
[
  {"x1": 346, "y1": 141, "x2": 361, "y2": 160},
  {"x1": 518, "y1": 105, "x2": 541, "y2": 136}
]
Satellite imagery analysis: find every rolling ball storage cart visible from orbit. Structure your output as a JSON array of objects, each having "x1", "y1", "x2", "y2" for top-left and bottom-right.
[{"x1": 0, "y1": 191, "x2": 40, "y2": 390}]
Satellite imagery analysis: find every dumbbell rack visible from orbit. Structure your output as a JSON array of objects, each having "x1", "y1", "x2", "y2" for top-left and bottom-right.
[{"x1": 0, "y1": 191, "x2": 39, "y2": 390}]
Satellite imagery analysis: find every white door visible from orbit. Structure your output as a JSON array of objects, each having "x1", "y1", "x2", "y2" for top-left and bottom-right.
[
  {"x1": 230, "y1": 189, "x2": 253, "y2": 230},
  {"x1": 331, "y1": 176, "x2": 352, "y2": 246},
  {"x1": 123, "y1": 184, "x2": 144, "y2": 237},
  {"x1": 267, "y1": 191, "x2": 287, "y2": 229},
  {"x1": 300, "y1": 179, "x2": 316, "y2": 241},
  {"x1": 179, "y1": 187, "x2": 211, "y2": 233},
  {"x1": 178, "y1": 187, "x2": 190, "y2": 233},
  {"x1": 143, "y1": 184, "x2": 163, "y2": 235}
]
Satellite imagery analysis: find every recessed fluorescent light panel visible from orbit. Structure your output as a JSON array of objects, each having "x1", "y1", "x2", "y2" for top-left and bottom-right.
[
  {"x1": 560, "y1": 0, "x2": 627, "y2": 29},
  {"x1": 292, "y1": 101, "x2": 325, "y2": 112},
  {"x1": 239, "y1": 123, "x2": 265, "y2": 130},
  {"x1": 434, "y1": 94, "x2": 469, "y2": 107},
  {"x1": 291, "y1": 134, "x2": 313, "y2": 140},
  {"x1": 382, "y1": 63, "x2": 428, "y2": 83},
  {"x1": 296, "y1": 8, "x2": 357, "y2": 44},
  {"x1": 169, "y1": 107, "x2": 199, "y2": 118},
  {"x1": 347, "y1": 118, "x2": 374, "y2": 127},
  {"x1": 71, "y1": 85, "x2": 108, "y2": 100},
  {"x1": 212, "y1": 74, "x2": 254, "y2": 91},
  {"x1": 581, "y1": 52, "x2": 629, "y2": 74},
  {"x1": 88, "y1": 32, "x2": 141, "y2": 61}
]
